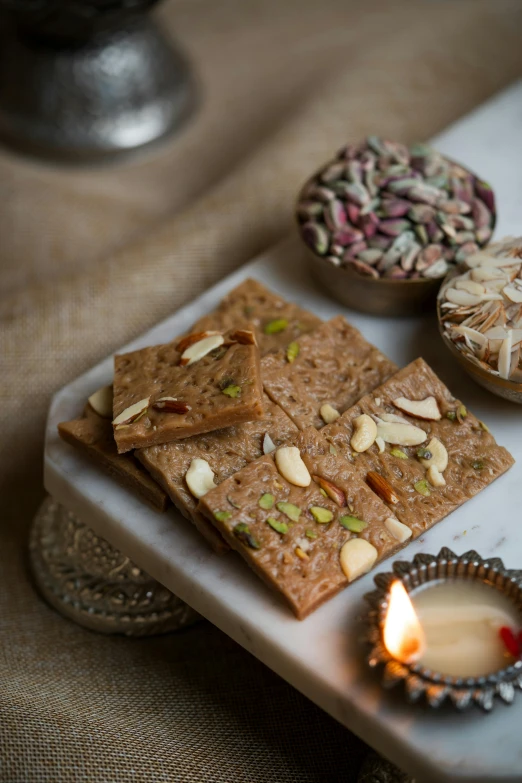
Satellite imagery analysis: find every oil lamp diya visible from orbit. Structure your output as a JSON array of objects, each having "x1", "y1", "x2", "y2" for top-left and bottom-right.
[{"x1": 363, "y1": 547, "x2": 522, "y2": 711}]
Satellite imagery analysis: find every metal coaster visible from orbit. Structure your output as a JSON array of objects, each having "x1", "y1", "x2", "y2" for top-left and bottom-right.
[
  {"x1": 364, "y1": 547, "x2": 522, "y2": 711},
  {"x1": 29, "y1": 497, "x2": 200, "y2": 635}
]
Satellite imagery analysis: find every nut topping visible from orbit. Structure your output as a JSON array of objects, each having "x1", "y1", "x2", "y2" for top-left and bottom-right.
[
  {"x1": 179, "y1": 333, "x2": 225, "y2": 366},
  {"x1": 176, "y1": 330, "x2": 221, "y2": 353},
  {"x1": 153, "y1": 397, "x2": 191, "y2": 414},
  {"x1": 185, "y1": 458, "x2": 217, "y2": 499},
  {"x1": 112, "y1": 397, "x2": 150, "y2": 426},
  {"x1": 311, "y1": 476, "x2": 346, "y2": 507},
  {"x1": 262, "y1": 433, "x2": 276, "y2": 454},
  {"x1": 275, "y1": 446, "x2": 311, "y2": 487},
  {"x1": 375, "y1": 420, "x2": 427, "y2": 447},
  {"x1": 350, "y1": 413, "x2": 377, "y2": 452},
  {"x1": 339, "y1": 538, "x2": 378, "y2": 582},
  {"x1": 88, "y1": 385, "x2": 113, "y2": 418},
  {"x1": 393, "y1": 396, "x2": 441, "y2": 421},
  {"x1": 384, "y1": 517, "x2": 412, "y2": 543},
  {"x1": 419, "y1": 437, "x2": 448, "y2": 472},
  {"x1": 427, "y1": 465, "x2": 446, "y2": 487},
  {"x1": 366, "y1": 471, "x2": 399, "y2": 505},
  {"x1": 320, "y1": 403, "x2": 340, "y2": 425},
  {"x1": 228, "y1": 329, "x2": 257, "y2": 345}
]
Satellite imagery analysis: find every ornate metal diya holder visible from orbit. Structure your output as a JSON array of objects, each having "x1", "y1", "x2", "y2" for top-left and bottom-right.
[{"x1": 363, "y1": 547, "x2": 522, "y2": 712}]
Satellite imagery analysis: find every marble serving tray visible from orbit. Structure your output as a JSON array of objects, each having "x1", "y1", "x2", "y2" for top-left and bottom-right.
[{"x1": 45, "y1": 82, "x2": 522, "y2": 783}]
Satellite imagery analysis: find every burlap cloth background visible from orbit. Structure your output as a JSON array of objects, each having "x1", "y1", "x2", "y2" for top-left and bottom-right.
[{"x1": 2, "y1": 2, "x2": 522, "y2": 780}]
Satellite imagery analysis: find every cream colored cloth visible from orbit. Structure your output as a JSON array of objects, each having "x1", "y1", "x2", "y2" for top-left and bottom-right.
[{"x1": 2, "y1": 1, "x2": 522, "y2": 780}]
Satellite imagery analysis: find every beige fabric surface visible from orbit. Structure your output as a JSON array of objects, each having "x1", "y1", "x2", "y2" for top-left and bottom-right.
[{"x1": 2, "y1": 1, "x2": 522, "y2": 780}]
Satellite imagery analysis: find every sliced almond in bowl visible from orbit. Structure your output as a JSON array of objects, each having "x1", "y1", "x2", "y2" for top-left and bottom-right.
[
  {"x1": 393, "y1": 396, "x2": 441, "y2": 421},
  {"x1": 275, "y1": 446, "x2": 311, "y2": 487},
  {"x1": 185, "y1": 458, "x2": 217, "y2": 498},
  {"x1": 88, "y1": 385, "x2": 113, "y2": 418},
  {"x1": 113, "y1": 397, "x2": 150, "y2": 426}
]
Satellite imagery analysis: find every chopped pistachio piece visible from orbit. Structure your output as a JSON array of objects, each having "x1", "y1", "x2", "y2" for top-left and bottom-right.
[
  {"x1": 222, "y1": 385, "x2": 241, "y2": 398},
  {"x1": 478, "y1": 420, "x2": 490, "y2": 433},
  {"x1": 471, "y1": 459, "x2": 484, "y2": 470},
  {"x1": 310, "y1": 506, "x2": 334, "y2": 524},
  {"x1": 259, "y1": 493, "x2": 275, "y2": 510},
  {"x1": 414, "y1": 479, "x2": 431, "y2": 496},
  {"x1": 214, "y1": 510, "x2": 232, "y2": 523},
  {"x1": 458, "y1": 404, "x2": 468, "y2": 421},
  {"x1": 276, "y1": 501, "x2": 301, "y2": 522},
  {"x1": 390, "y1": 448, "x2": 408, "y2": 460},
  {"x1": 305, "y1": 529, "x2": 318, "y2": 540},
  {"x1": 446, "y1": 410, "x2": 457, "y2": 421},
  {"x1": 329, "y1": 443, "x2": 337, "y2": 456},
  {"x1": 227, "y1": 495, "x2": 241, "y2": 509},
  {"x1": 416, "y1": 447, "x2": 432, "y2": 460},
  {"x1": 319, "y1": 488, "x2": 328, "y2": 498},
  {"x1": 233, "y1": 522, "x2": 260, "y2": 549},
  {"x1": 339, "y1": 515, "x2": 368, "y2": 532},
  {"x1": 286, "y1": 341, "x2": 300, "y2": 363},
  {"x1": 267, "y1": 517, "x2": 288, "y2": 534},
  {"x1": 264, "y1": 318, "x2": 288, "y2": 334}
]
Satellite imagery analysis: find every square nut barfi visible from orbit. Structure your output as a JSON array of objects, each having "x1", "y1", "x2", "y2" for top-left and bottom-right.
[
  {"x1": 113, "y1": 327, "x2": 264, "y2": 453},
  {"x1": 190, "y1": 278, "x2": 322, "y2": 356},
  {"x1": 198, "y1": 429, "x2": 406, "y2": 619},
  {"x1": 261, "y1": 316, "x2": 398, "y2": 430},
  {"x1": 136, "y1": 394, "x2": 298, "y2": 553},
  {"x1": 322, "y1": 358, "x2": 514, "y2": 539},
  {"x1": 58, "y1": 408, "x2": 169, "y2": 512}
]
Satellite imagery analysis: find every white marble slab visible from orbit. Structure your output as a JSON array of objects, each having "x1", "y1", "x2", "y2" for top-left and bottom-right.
[{"x1": 45, "y1": 82, "x2": 522, "y2": 783}]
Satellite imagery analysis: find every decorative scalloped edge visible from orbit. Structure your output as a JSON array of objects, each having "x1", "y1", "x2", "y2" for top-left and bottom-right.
[{"x1": 363, "y1": 547, "x2": 522, "y2": 711}]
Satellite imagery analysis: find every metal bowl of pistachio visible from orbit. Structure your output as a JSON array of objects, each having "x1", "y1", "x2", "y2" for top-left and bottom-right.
[
  {"x1": 296, "y1": 136, "x2": 496, "y2": 317},
  {"x1": 437, "y1": 236, "x2": 522, "y2": 404}
]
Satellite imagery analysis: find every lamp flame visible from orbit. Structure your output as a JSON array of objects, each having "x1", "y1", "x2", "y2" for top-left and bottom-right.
[{"x1": 383, "y1": 581, "x2": 426, "y2": 664}]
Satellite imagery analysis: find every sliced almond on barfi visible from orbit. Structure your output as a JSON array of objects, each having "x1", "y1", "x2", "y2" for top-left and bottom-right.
[
  {"x1": 176, "y1": 330, "x2": 222, "y2": 353},
  {"x1": 179, "y1": 333, "x2": 225, "y2": 366},
  {"x1": 228, "y1": 329, "x2": 257, "y2": 345},
  {"x1": 419, "y1": 437, "x2": 448, "y2": 472},
  {"x1": 311, "y1": 475, "x2": 346, "y2": 507},
  {"x1": 152, "y1": 397, "x2": 192, "y2": 413},
  {"x1": 88, "y1": 385, "x2": 113, "y2": 418},
  {"x1": 350, "y1": 414, "x2": 377, "y2": 452},
  {"x1": 185, "y1": 458, "x2": 217, "y2": 498},
  {"x1": 340, "y1": 538, "x2": 378, "y2": 582},
  {"x1": 275, "y1": 446, "x2": 311, "y2": 487},
  {"x1": 376, "y1": 420, "x2": 427, "y2": 447},
  {"x1": 384, "y1": 517, "x2": 412, "y2": 543},
  {"x1": 393, "y1": 396, "x2": 441, "y2": 421},
  {"x1": 113, "y1": 397, "x2": 150, "y2": 426},
  {"x1": 263, "y1": 433, "x2": 276, "y2": 454}
]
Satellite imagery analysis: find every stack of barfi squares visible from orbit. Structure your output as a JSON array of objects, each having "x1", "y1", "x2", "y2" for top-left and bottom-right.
[{"x1": 59, "y1": 279, "x2": 514, "y2": 618}]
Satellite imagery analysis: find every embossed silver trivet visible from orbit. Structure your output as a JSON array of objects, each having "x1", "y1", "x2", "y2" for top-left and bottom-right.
[
  {"x1": 29, "y1": 497, "x2": 200, "y2": 635},
  {"x1": 364, "y1": 547, "x2": 522, "y2": 711}
]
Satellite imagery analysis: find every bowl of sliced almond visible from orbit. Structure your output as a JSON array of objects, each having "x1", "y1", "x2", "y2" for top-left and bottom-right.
[{"x1": 437, "y1": 236, "x2": 522, "y2": 404}]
